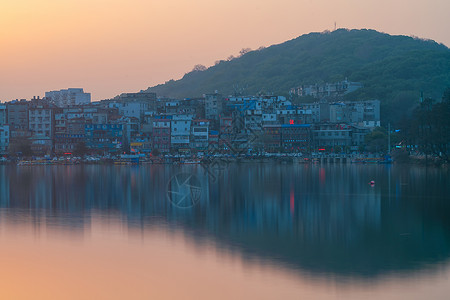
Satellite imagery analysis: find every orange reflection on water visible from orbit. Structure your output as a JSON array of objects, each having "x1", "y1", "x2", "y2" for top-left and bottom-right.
[{"x1": 0, "y1": 215, "x2": 449, "y2": 300}]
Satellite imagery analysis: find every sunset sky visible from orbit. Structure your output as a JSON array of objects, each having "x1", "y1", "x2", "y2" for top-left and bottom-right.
[{"x1": 1, "y1": 0, "x2": 449, "y2": 101}]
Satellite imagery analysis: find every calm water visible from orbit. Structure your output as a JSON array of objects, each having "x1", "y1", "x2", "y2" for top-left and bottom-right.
[{"x1": 0, "y1": 163, "x2": 449, "y2": 299}]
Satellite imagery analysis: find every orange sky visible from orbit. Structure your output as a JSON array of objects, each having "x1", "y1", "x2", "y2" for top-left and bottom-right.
[{"x1": 1, "y1": 0, "x2": 449, "y2": 101}]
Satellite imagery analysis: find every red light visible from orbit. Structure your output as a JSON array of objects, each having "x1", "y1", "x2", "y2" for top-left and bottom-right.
[
  {"x1": 318, "y1": 148, "x2": 325, "y2": 151},
  {"x1": 289, "y1": 119, "x2": 294, "y2": 125}
]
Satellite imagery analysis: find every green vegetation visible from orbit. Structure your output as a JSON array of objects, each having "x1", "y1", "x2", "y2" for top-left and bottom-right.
[
  {"x1": 74, "y1": 142, "x2": 88, "y2": 157},
  {"x1": 399, "y1": 88, "x2": 450, "y2": 163},
  {"x1": 146, "y1": 29, "x2": 450, "y2": 125}
]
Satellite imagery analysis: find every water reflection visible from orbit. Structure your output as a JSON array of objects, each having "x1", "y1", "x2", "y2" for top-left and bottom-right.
[{"x1": 0, "y1": 164, "x2": 449, "y2": 279}]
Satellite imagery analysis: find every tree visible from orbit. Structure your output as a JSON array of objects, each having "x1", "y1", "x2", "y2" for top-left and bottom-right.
[
  {"x1": 404, "y1": 91, "x2": 450, "y2": 163},
  {"x1": 9, "y1": 138, "x2": 32, "y2": 157},
  {"x1": 239, "y1": 48, "x2": 252, "y2": 57},
  {"x1": 443, "y1": 87, "x2": 450, "y2": 102},
  {"x1": 151, "y1": 148, "x2": 161, "y2": 157},
  {"x1": 74, "y1": 142, "x2": 88, "y2": 157},
  {"x1": 191, "y1": 64, "x2": 207, "y2": 72},
  {"x1": 363, "y1": 127, "x2": 388, "y2": 153}
]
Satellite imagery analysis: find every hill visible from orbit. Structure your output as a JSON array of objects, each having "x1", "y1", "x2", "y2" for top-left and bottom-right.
[{"x1": 145, "y1": 29, "x2": 450, "y2": 123}]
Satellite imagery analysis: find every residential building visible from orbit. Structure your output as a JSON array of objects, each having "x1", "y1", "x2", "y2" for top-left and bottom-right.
[
  {"x1": 171, "y1": 115, "x2": 192, "y2": 152},
  {"x1": 290, "y1": 80, "x2": 363, "y2": 99},
  {"x1": 46, "y1": 88, "x2": 91, "y2": 107},
  {"x1": 0, "y1": 125, "x2": 9, "y2": 154},
  {"x1": 281, "y1": 124, "x2": 311, "y2": 152},
  {"x1": 312, "y1": 123, "x2": 353, "y2": 150},
  {"x1": 263, "y1": 125, "x2": 281, "y2": 152},
  {"x1": 204, "y1": 93, "x2": 222, "y2": 121},
  {"x1": 29, "y1": 135, "x2": 52, "y2": 155},
  {"x1": 85, "y1": 124, "x2": 123, "y2": 154},
  {"x1": 28, "y1": 98, "x2": 56, "y2": 141},
  {"x1": 152, "y1": 117, "x2": 171, "y2": 153},
  {"x1": 190, "y1": 120, "x2": 209, "y2": 151},
  {"x1": 6, "y1": 100, "x2": 29, "y2": 135},
  {"x1": 103, "y1": 91, "x2": 157, "y2": 122},
  {"x1": 0, "y1": 105, "x2": 6, "y2": 125}
]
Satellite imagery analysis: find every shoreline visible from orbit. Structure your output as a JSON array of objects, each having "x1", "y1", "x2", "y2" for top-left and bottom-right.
[{"x1": 1, "y1": 157, "x2": 447, "y2": 167}]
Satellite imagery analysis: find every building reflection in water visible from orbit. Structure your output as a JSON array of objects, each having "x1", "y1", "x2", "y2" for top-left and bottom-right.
[{"x1": 0, "y1": 164, "x2": 449, "y2": 279}]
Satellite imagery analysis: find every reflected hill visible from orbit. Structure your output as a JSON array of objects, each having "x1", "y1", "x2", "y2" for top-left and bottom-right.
[{"x1": 1, "y1": 164, "x2": 449, "y2": 278}]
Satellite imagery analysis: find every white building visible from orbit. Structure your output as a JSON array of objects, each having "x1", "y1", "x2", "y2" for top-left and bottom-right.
[
  {"x1": 45, "y1": 88, "x2": 91, "y2": 107},
  {"x1": 171, "y1": 115, "x2": 193, "y2": 149}
]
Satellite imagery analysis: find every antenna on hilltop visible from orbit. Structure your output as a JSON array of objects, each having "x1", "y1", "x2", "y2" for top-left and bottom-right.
[{"x1": 334, "y1": 22, "x2": 337, "y2": 31}]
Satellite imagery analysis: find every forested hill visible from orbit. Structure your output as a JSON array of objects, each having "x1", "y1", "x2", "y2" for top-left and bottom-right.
[{"x1": 146, "y1": 29, "x2": 450, "y2": 122}]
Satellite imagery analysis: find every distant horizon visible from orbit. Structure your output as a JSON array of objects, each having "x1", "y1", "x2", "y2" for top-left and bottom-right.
[{"x1": 1, "y1": 0, "x2": 449, "y2": 102}]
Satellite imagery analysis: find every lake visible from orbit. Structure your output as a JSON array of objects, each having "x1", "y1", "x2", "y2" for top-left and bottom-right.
[{"x1": 0, "y1": 163, "x2": 449, "y2": 299}]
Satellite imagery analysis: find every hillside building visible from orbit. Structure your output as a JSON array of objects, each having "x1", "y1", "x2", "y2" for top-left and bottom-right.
[{"x1": 46, "y1": 88, "x2": 91, "y2": 107}]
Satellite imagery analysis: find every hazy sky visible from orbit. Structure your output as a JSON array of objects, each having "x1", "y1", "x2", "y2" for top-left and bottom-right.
[{"x1": 1, "y1": 0, "x2": 449, "y2": 101}]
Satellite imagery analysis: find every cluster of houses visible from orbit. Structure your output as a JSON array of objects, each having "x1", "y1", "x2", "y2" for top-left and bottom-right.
[
  {"x1": 0, "y1": 88, "x2": 380, "y2": 156},
  {"x1": 290, "y1": 80, "x2": 363, "y2": 99}
]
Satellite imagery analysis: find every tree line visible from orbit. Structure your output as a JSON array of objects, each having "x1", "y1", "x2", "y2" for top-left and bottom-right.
[{"x1": 398, "y1": 88, "x2": 450, "y2": 163}]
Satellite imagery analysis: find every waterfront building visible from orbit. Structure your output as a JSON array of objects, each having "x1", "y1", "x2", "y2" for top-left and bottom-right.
[
  {"x1": 152, "y1": 116, "x2": 171, "y2": 153},
  {"x1": 28, "y1": 98, "x2": 56, "y2": 139},
  {"x1": 219, "y1": 116, "x2": 233, "y2": 150},
  {"x1": 0, "y1": 125, "x2": 9, "y2": 154},
  {"x1": 85, "y1": 124, "x2": 123, "y2": 154},
  {"x1": 312, "y1": 123, "x2": 353, "y2": 151},
  {"x1": 171, "y1": 115, "x2": 192, "y2": 152},
  {"x1": 5, "y1": 100, "x2": 30, "y2": 139},
  {"x1": 262, "y1": 125, "x2": 281, "y2": 153},
  {"x1": 53, "y1": 113, "x2": 87, "y2": 154},
  {"x1": 208, "y1": 130, "x2": 219, "y2": 150},
  {"x1": 0, "y1": 105, "x2": 7, "y2": 154},
  {"x1": 130, "y1": 134, "x2": 152, "y2": 154},
  {"x1": 29, "y1": 135, "x2": 52, "y2": 155},
  {"x1": 281, "y1": 124, "x2": 312, "y2": 152},
  {"x1": 190, "y1": 120, "x2": 210, "y2": 151},
  {"x1": 350, "y1": 125, "x2": 370, "y2": 150},
  {"x1": 0, "y1": 104, "x2": 6, "y2": 125}
]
